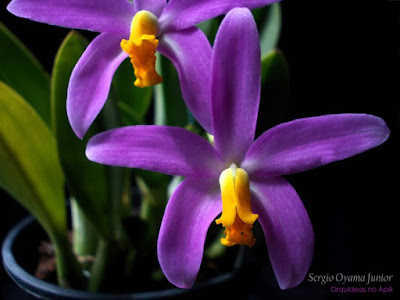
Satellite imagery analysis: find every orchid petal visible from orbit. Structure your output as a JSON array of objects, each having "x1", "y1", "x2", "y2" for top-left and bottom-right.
[
  {"x1": 158, "y1": 177, "x2": 221, "y2": 289},
  {"x1": 212, "y1": 8, "x2": 261, "y2": 164},
  {"x1": 86, "y1": 126, "x2": 223, "y2": 177},
  {"x1": 67, "y1": 33, "x2": 128, "y2": 139},
  {"x1": 243, "y1": 114, "x2": 390, "y2": 177},
  {"x1": 7, "y1": 0, "x2": 134, "y2": 35},
  {"x1": 159, "y1": 0, "x2": 280, "y2": 32},
  {"x1": 133, "y1": 0, "x2": 166, "y2": 17},
  {"x1": 158, "y1": 27, "x2": 213, "y2": 133},
  {"x1": 251, "y1": 177, "x2": 314, "y2": 289}
]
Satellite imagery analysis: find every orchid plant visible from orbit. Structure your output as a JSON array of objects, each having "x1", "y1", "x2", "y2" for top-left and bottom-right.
[{"x1": 0, "y1": 0, "x2": 390, "y2": 296}]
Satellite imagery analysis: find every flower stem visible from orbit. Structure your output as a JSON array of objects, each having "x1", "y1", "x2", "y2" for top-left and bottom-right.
[{"x1": 88, "y1": 236, "x2": 135, "y2": 292}]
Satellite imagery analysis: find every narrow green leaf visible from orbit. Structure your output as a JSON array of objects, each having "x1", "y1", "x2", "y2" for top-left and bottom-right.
[
  {"x1": 71, "y1": 197, "x2": 98, "y2": 257},
  {"x1": 50, "y1": 31, "x2": 112, "y2": 238},
  {"x1": 154, "y1": 53, "x2": 187, "y2": 127},
  {"x1": 0, "y1": 22, "x2": 51, "y2": 126},
  {"x1": 112, "y1": 58, "x2": 153, "y2": 125},
  {"x1": 259, "y1": 3, "x2": 282, "y2": 56},
  {"x1": 0, "y1": 81, "x2": 65, "y2": 236}
]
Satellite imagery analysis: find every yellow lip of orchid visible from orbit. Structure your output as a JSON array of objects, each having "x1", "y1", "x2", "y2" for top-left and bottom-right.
[
  {"x1": 120, "y1": 10, "x2": 163, "y2": 88},
  {"x1": 216, "y1": 164, "x2": 258, "y2": 247}
]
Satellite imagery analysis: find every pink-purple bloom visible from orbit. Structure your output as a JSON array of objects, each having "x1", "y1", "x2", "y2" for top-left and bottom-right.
[
  {"x1": 86, "y1": 8, "x2": 390, "y2": 289},
  {"x1": 7, "y1": 0, "x2": 280, "y2": 138}
]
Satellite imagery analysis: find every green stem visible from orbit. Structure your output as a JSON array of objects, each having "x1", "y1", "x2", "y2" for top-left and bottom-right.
[
  {"x1": 88, "y1": 239, "x2": 110, "y2": 292},
  {"x1": 88, "y1": 237, "x2": 135, "y2": 292},
  {"x1": 136, "y1": 175, "x2": 168, "y2": 240},
  {"x1": 153, "y1": 53, "x2": 187, "y2": 127},
  {"x1": 50, "y1": 231, "x2": 85, "y2": 289},
  {"x1": 154, "y1": 53, "x2": 166, "y2": 126}
]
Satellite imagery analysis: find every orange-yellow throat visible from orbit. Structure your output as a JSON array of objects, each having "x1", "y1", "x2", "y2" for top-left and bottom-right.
[
  {"x1": 121, "y1": 10, "x2": 163, "y2": 88},
  {"x1": 216, "y1": 164, "x2": 258, "y2": 247}
]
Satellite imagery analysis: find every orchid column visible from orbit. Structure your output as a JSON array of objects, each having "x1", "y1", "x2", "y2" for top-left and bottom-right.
[{"x1": 86, "y1": 8, "x2": 390, "y2": 289}]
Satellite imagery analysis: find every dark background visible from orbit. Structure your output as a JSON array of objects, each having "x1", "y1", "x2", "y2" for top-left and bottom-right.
[{"x1": 0, "y1": 0, "x2": 399, "y2": 299}]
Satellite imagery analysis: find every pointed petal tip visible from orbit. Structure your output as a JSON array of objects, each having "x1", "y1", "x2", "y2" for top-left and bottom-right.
[
  {"x1": 274, "y1": 236, "x2": 314, "y2": 290},
  {"x1": 74, "y1": 131, "x2": 85, "y2": 140},
  {"x1": 6, "y1": 1, "x2": 20, "y2": 15},
  {"x1": 276, "y1": 251, "x2": 314, "y2": 290},
  {"x1": 225, "y1": 6, "x2": 254, "y2": 18},
  {"x1": 74, "y1": 129, "x2": 85, "y2": 140},
  {"x1": 355, "y1": 113, "x2": 391, "y2": 149},
  {"x1": 160, "y1": 271, "x2": 194, "y2": 290},
  {"x1": 66, "y1": 100, "x2": 88, "y2": 140},
  {"x1": 278, "y1": 279, "x2": 302, "y2": 290},
  {"x1": 376, "y1": 115, "x2": 391, "y2": 142},
  {"x1": 6, "y1": 1, "x2": 14, "y2": 13},
  {"x1": 6, "y1": 1, "x2": 26, "y2": 20},
  {"x1": 85, "y1": 133, "x2": 104, "y2": 161}
]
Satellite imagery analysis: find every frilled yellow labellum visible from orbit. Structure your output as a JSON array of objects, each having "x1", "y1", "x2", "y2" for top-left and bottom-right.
[
  {"x1": 120, "y1": 10, "x2": 163, "y2": 88},
  {"x1": 216, "y1": 164, "x2": 258, "y2": 247}
]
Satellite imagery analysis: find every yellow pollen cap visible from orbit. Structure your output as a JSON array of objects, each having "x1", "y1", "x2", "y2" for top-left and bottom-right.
[
  {"x1": 121, "y1": 10, "x2": 163, "y2": 88},
  {"x1": 216, "y1": 164, "x2": 258, "y2": 247}
]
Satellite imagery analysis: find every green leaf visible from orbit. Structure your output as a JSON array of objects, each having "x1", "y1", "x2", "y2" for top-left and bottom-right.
[
  {"x1": 50, "y1": 31, "x2": 112, "y2": 239},
  {"x1": 154, "y1": 53, "x2": 188, "y2": 127},
  {"x1": 136, "y1": 174, "x2": 169, "y2": 240},
  {"x1": 0, "y1": 81, "x2": 85, "y2": 289},
  {"x1": 261, "y1": 49, "x2": 289, "y2": 85},
  {"x1": 0, "y1": 22, "x2": 51, "y2": 126},
  {"x1": 0, "y1": 81, "x2": 65, "y2": 236},
  {"x1": 252, "y1": 7, "x2": 265, "y2": 22},
  {"x1": 71, "y1": 197, "x2": 98, "y2": 257},
  {"x1": 259, "y1": 49, "x2": 290, "y2": 132},
  {"x1": 196, "y1": 17, "x2": 220, "y2": 45},
  {"x1": 259, "y1": 2, "x2": 282, "y2": 56},
  {"x1": 112, "y1": 58, "x2": 153, "y2": 125}
]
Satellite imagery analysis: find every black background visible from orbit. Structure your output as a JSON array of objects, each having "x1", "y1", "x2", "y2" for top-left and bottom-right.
[{"x1": 0, "y1": 0, "x2": 399, "y2": 299}]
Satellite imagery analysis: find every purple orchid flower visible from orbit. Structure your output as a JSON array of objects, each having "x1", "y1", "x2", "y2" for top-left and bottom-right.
[
  {"x1": 7, "y1": 0, "x2": 280, "y2": 138},
  {"x1": 85, "y1": 8, "x2": 390, "y2": 289}
]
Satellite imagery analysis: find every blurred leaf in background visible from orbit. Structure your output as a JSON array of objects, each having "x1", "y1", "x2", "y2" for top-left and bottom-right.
[
  {"x1": 256, "y1": 3, "x2": 291, "y2": 133},
  {"x1": 112, "y1": 58, "x2": 153, "y2": 126},
  {"x1": 0, "y1": 22, "x2": 51, "y2": 126},
  {"x1": 51, "y1": 31, "x2": 113, "y2": 240}
]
